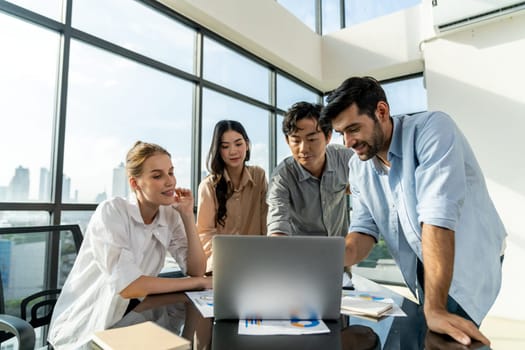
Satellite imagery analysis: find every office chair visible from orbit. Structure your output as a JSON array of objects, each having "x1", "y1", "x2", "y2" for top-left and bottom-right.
[
  {"x1": 0, "y1": 224, "x2": 83, "y2": 348},
  {"x1": 0, "y1": 314, "x2": 35, "y2": 350}
]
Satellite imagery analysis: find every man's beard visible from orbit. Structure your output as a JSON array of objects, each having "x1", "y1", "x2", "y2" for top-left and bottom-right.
[{"x1": 359, "y1": 121, "x2": 384, "y2": 161}]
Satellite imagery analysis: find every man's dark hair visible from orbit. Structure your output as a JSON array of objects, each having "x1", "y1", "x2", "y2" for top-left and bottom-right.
[
  {"x1": 282, "y1": 101, "x2": 331, "y2": 138},
  {"x1": 321, "y1": 76, "x2": 388, "y2": 123}
]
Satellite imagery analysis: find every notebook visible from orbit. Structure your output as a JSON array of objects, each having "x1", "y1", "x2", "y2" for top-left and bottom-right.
[
  {"x1": 90, "y1": 321, "x2": 190, "y2": 350},
  {"x1": 340, "y1": 297, "x2": 393, "y2": 318},
  {"x1": 213, "y1": 235, "x2": 345, "y2": 321}
]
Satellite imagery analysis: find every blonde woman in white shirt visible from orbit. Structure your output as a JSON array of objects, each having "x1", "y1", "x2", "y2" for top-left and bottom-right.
[{"x1": 48, "y1": 141, "x2": 211, "y2": 349}]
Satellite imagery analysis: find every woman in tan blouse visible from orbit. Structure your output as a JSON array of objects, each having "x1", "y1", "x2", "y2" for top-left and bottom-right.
[{"x1": 197, "y1": 120, "x2": 268, "y2": 271}]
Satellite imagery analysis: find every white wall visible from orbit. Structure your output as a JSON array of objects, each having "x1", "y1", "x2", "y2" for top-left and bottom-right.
[{"x1": 422, "y1": 13, "x2": 525, "y2": 321}]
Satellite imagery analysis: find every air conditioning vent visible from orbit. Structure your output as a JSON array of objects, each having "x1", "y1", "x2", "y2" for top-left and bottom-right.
[{"x1": 433, "y1": 0, "x2": 525, "y2": 32}]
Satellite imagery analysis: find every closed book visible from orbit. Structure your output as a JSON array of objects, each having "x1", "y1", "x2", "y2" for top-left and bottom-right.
[
  {"x1": 91, "y1": 321, "x2": 190, "y2": 350},
  {"x1": 341, "y1": 297, "x2": 393, "y2": 318}
]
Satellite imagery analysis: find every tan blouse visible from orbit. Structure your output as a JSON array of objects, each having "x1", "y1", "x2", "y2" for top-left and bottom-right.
[{"x1": 197, "y1": 165, "x2": 268, "y2": 271}]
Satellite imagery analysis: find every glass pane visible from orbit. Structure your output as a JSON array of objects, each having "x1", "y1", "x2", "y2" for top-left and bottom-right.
[
  {"x1": 345, "y1": 0, "x2": 421, "y2": 27},
  {"x1": 353, "y1": 239, "x2": 405, "y2": 284},
  {"x1": 203, "y1": 37, "x2": 269, "y2": 103},
  {"x1": 322, "y1": 0, "x2": 342, "y2": 35},
  {"x1": 65, "y1": 40, "x2": 194, "y2": 203},
  {"x1": 330, "y1": 131, "x2": 344, "y2": 145},
  {"x1": 61, "y1": 211, "x2": 94, "y2": 236},
  {"x1": 201, "y1": 89, "x2": 270, "y2": 181},
  {"x1": 0, "y1": 211, "x2": 50, "y2": 228},
  {"x1": 0, "y1": 13, "x2": 59, "y2": 203},
  {"x1": 275, "y1": 114, "x2": 291, "y2": 165},
  {"x1": 277, "y1": 74, "x2": 319, "y2": 111},
  {"x1": 382, "y1": 76, "x2": 427, "y2": 116},
  {"x1": 1, "y1": 232, "x2": 46, "y2": 317},
  {"x1": 6, "y1": 0, "x2": 63, "y2": 21},
  {"x1": 72, "y1": 0, "x2": 195, "y2": 73},
  {"x1": 58, "y1": 230, "x2": 80, "y2": 287},
  {"x1": 277, "y1": 0, "x2": 316, "y2": 32},
  {"x1": 323, "y1": 94, "x2": 345, "y2": 146}
]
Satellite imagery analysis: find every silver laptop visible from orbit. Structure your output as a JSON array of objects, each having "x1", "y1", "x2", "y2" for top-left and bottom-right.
[{"x1": 213, "y1": 235, "x2": 344, "y2": 320}]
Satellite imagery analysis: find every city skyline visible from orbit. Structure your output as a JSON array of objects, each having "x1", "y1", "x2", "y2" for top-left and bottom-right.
[{"x1": 0, "y1": 162, "x2": 129, "y2": 203}]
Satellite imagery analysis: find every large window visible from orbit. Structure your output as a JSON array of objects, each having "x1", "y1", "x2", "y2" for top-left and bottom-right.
[
  {"x1": 278, "y1": 0, "x2": 422, "y2": 35},
  {"x1": 0, "y1": 13, "x2": 60, "y2": 203},
  {"x1": 61, "y1": 211, "x2": 94, "y2": 235},
  {"x1": 382, "y1": 75, "x2": 427, "y2": 116},
  {"x1": 5, "y1": 0, "x2": 63, "y2": 21},
  {"x1": 64, "y1": 40, "x2": 194, "y2": 202},
  {"x1": 275, "y1": 114, "x2": 290, "y2": 165},
  {"x1": 322, "y1": 0, "x2": 343, "y2": 34},
  {"x1": 277, "y1": 73, "x2": 319, "y2": 111},
  {"x1": 0, "y1": 211, "x2": 50, "y2": 228},
  {"x1": 0, "y1": 0, "x2": 321, "y2": 228},
  {"x1": 344, "y1": 0, "x2": 421, "y2": 27},
  {"x1": 203, "y1": 37, "x2": 269, "y2": 103},
  {"x1": 72, "y1": 0, "x2": 195, "y2": 74}
]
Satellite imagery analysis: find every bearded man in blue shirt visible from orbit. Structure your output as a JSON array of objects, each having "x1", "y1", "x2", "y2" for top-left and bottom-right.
[{"x1": 321, "y1": 76, "x2": 506, "y2": 347}]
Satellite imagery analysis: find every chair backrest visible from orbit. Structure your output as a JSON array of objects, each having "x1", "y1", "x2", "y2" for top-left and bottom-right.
[
  {"x1": 0, "y1": 314, "x2": 35, "y2": 350},
  {"x1": 0, "y1": 224, "x2": 83, "y2": 347},
  {"x1": 21, "y1": 288, "x2": 62, "y2": 329}
]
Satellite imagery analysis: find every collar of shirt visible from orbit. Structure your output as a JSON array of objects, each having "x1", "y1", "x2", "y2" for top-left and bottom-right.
[
  {"x1": 388, "y1": 116, "x2": 403, "y2": 162},
  {"x1": 224, "y1": 166, "x2": 254, "y2": 191},
  {"x1": 294, "y1": 147, "x2": 337, "y2": 182},
  {"x1": 371, "y1": 116, "x2": 403, "y2": 176},
  {"x1": 125, "y1": 194, "x2": 170, "y2": 228}
]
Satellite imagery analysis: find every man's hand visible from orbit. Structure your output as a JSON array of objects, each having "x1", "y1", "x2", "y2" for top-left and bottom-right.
[
  {"x1": 425, "y1": 329, "x2": 491, "y2": 350},
  {"x1": 421, "y1": 224, "x2": 490, "y2": 346},
  {"x1": 425, "y1": 308, "x2": 490, "y2": 346}
]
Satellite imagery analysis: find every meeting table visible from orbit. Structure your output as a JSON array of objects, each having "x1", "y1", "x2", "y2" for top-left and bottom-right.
[{"x1": 111, "y1": 273, "x2": 490, "y2": 350}]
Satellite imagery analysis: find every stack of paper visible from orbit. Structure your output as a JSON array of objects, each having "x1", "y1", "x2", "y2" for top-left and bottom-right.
[
  {"x1": 341, "y1": 296, "x2": 393, "y2": 318},
  {"x1": 91, "y1": 321, "x2": 190, "y2": 350}
]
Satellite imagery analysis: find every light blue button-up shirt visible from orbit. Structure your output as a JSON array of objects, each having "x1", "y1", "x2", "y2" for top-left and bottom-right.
[{"x1": 349, "y1": 111, "x2": 507, "y2": 324}]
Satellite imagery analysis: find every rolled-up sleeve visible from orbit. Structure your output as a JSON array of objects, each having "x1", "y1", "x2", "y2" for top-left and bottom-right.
[
  {"x1": 266, "y1": 171, "x2": 292, "y2": 235},
  {"x1": 348, "y1": 184, "x2": 379, "y2": 242},
  {"x1": 414, "y1": 113, "x2": 466, "y2": 231}
]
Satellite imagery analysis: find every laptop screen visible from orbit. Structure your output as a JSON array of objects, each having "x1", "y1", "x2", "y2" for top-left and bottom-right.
[{"x1": 213, "y1": 235, "x2": 345, "y2": 320}]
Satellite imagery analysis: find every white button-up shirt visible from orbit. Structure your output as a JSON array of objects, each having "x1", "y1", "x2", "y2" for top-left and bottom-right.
[{"x1": 48, "y1": 196, "x2": 189, "y2": 349}]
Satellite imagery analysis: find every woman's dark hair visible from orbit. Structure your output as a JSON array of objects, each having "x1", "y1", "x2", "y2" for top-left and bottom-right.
[{"x1": 206, "y1": 120, "x2": 251, "y2": 227}]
